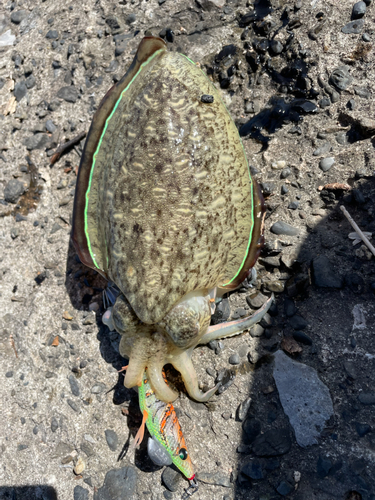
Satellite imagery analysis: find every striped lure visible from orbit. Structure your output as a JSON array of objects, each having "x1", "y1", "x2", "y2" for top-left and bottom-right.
[{"x1": 134, "y1": 370, "x2": 198, "y2": 497}]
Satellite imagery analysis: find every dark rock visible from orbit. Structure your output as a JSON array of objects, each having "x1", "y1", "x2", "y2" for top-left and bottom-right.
[
  {"x1": 5, "y1": 371, "x2": 13, "y2": 378},
  {"x1": 289, "y1": 315, "x2": 308, "y2": 330},
  {"x1": 313, "y1": 142, "x2": 332, "y2": 156},
  {"x1": 241, "y1": 460, "x2": 264, "y2": 480},
  {"x1": 23, "y1": 133, "x2": 52, "y2": 151},
  {"x1": 277, "y1": 481, "x2": 294, "y2": 496},
  {"x1": 354, "y1": 86, "x2": 370, "y2": 99},
  {"x1": 57, "y1": 86, "x2": 78, "y2": 103},
  {"x1": 281, "y1": 184, "x2": 289, "y2": 195},
  {"x1": 237, "y1": 397, "x2": 252, "y2": 422},
  {"x1": 352, "y1": 1, "x2": 366, "y2": 18},
  {"x1": 68, "y1": 375, "x2": 80, "y2": 397},
  {"x1": 358, "y1": 393, "x2": 375, "y2": 405},
  {"x1": 288, "y1": 201, "x2": 299, "y2": 210},
  {"x1": 105, "y1": 429, "x2": 118, "y2": 451},
  {"x1": 284, "y1": 298, "x2": 297, "y2": 317},
  {"x1": 228, "y1": 353, "x2": 240, "y2": 365},
  {"x1": 94, "y1": 467, "x2": 137, "y2": 500},
  {"x1": 347, "y1": 98, "x2": 356, "y2": 110},
  {"x1": 197, "y1": 471, "x2": 231, "y2": 488},
  {"x1": 355, "y1": 422, "x2": 371, "y2": 437},
  {"x1": 312, "y1": 255, "x2": 343, "y2": 288},
  {"x1": 105, "y1": 16, "x2": 123, "y2": 34},
  {"x1": 362, "y1": 33, "x2": 371, "y2": 42},
  {"x1": 344, "y1": 273, "x2": 365, "y2": 294},
  {"x1": 341, "y1": 19, "x2": 364, "y2": 34},
  {"x1": 126, "y1": 13, "x2": 136, "y2": 24},
  {"x1": 14, "y1": 81, "x2": 27, "y2": 102},
  {"x1": 51, "y1": 417, "x2": 58, "y2": 432},
  {"x1": 317, "y1": 456, "x2": 332, "y2": 478},
  {"x1": 161, "y1": 467, "x2": 182, "y2": 492},
  {"x1": 319, "y1": 96, "x2": 330, "y2": 108},
  {"x1": 74, "y1": 485, "x2": 89, "y2": 500},
  {"x1": 4, "y1": 179, "x2": 25, "y2": 203},
  {"x1": 269, "y1": 40, "x2": 283, "y2": 55},
  {"x1": 252, "y1": 428, "x2": 292, "y2": 457},
  {"x1": 242, "y1": 417, "x2": 261, "y2": 444},
  {"x1": 329, "y1": 66, "x2": 353, "y2": 91},
  {"x1": 45, "y1": 120, "x2": 56, "y2": 133},
  {"x1": 270, "y1": 221, "x2": 299, "y2": 236},
  {"x1": 280, "y1": 167, "x2": 292, "y2": 179},
  {"x1": 273, "y1": 351, "x2": 334, "y2": 447},
  {"x1": 25, "y1": 75, "x2": 36, "y2": 89},
  {"x1": 11, "y1": 10, "x2": 28, "y2": 24},
  {"x1": 352, "y1": 189, "x2": 365, "y2": 205},
  {"x1": 46, "y1": 30, "x2": 59, "y2": 39},
  {"x1": 292, "y1": 331, "x2": 313, "y2": 345},
  {"x1": 67, "y1": 399, "x2": 80, "y2": 412}
]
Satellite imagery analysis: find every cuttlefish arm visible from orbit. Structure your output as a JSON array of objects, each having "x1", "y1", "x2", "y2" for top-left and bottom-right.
[{"x1": 199, "y1": 294, "x2": 274, "y2": 345}]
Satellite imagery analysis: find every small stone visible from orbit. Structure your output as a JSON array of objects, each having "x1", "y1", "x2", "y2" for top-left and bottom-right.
[
  {"x1": 277, "y1": 481, "x2": 294, "y2": 496},
  {"x1": 312, "y1": 255, "x2": 343, "y2": 288},
  {"x1": 11, "y1": 10, "x2": 28, "y2": 24},
  {"x1": 162, "y1": 467, "x2": 182, "y2": 492},
  {"x1": 228, "y1": 353, "x2": 240, "y2": 365},
  {"x1": 270, "y1": 221, "x2": 299, "y2": 236},
  {"x1": 67, "y1": 399, "x2": 80, "y2": 412},
  {"x1": 5, "y1": 371, "x2": 13, "y2": 378},
  {"x1": 281, "y1": 184, "x2": 289, "y2": 195},
  {"x1": 280, "y1": 167, "x2": 291, "y2": 179},
  {"x1": 23, "y1": 133, "x2": 51, "y2": 151},
  {"x1": 246, "y1": 292, "x2": 268, "y2": 309},
  {"x1": 319, "y1": 96, "x2": 331, "y2": 108},
  {"x1": 288, "y1": 201, "x2": 299, "y2": 210},
  {"x1": 354, "y1": 86, "x2": 370, "y2": 99},
  {"x1": 273, "y1": 351, "x2": 334, "y2": 447},
  {"x1": 126, "y1": 13, "x2": 136, "y2": 24},
  {"x1": 25, "y1": 75, "x2": 36, "y2": 89},
  {"x1": 355, "y1": 422, "x2": 371, "y2": 437},
  {"x1": 362, "y1": 33, "x2": 371, "y2": 42},
  {"x1": 242, "y1": 417, "x2": 261, "y2": 444},
  {"x1": 68, "y1": 375, "x2": 80, "y2": 397},
  {"x1": 289, "y1": 315, "x2": 308, "y2": 330},
  {"x1": 336, "y1": 132, "x2": 348, "y2": 145},
  {"x1": 358, "y1": 393, "x2": 375, "y2": 405},
  {"x1": 46, "y1": 29, "x2": 59, "y2": 39},
  {"x1": 73, "y1": 485, "x2": 89, "y2": 500},
  {"x1": 313, "y1": 142, "x2": 332, "y2": 156},
  {"x1": 352, "y1": 1, "x2": 366, "y2": 18},
  {"x1": 95, "y1": 466, "x2": 137, "y2": 500},
  {"x1": 57, "y1": 86, "x2": 78, "y2": 103},
  {"x1": 252, "y1": 428, "x2": 292, "y2": 456},
  {"x1": 14, "y1": 81, "x2": 27, "y2": 102},
  {"x1": 74, "y1": 457, "x2": 85, "y2": 475},
  {"x1": 197, "y1": 471, "x2": 231, "y2": 488},
  {"x1": 329, "y1": 66, "x2": 353, "y2": 91},
  {"x1": 51, "y1": 417, "x2": 59, "y2": 432},
  {"x1": 292, "y1": 331, "x2": 313, "y2": 345},
  {"x1": 81, "y1": 442, "x2": 95, "y2": 457},
  {"x1": 4, "y1": 179, "x2": 25, "y2": 203},
  {"x1": 341, "y1": 19, "x2": 364, "y2": 34},
  {"x1": 45, "y1": 119, "x2": 56, "y2": 133},
  {"x1": 319, "y1": 156, "x2": 335, "y2": 172},
  {"x1": 201, "y1": 94, "x2": 214, "y2": 103},
  {"x1": 317, "y1": 456, "x2": 332, "y2": 478},
  {"x1": 237, "y1": 397, "x2": 252, "y2": 422},
  {"x1": 269, "y1": 40, "x2": 283, "y2": 55},
  {"x1": 241, "y1": 460, "x2": 264, "y2": 480},
  {"x1": 347, "y1": 98, "x2": 356, "y2": 110},
  {"x1": 105, "y1": 429, "x2": 119, "y2": 451},
  {"x1": 250, "y1": 324, "x2": 264, "y2": 338}
]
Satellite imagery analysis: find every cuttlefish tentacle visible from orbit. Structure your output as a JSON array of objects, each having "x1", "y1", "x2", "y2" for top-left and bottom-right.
[
  {"x1": 124, "y1": 356, "x2": 145, "y2": 389},
  {"x1": 199, "y1": 294, "x2": 274, "y2": 345},
  {"x1": 172, "y1": 350, "x2": 221, "y2": 402},
  {"x1": 146, "y1": 361, "x2": 179, "y2": 403}
]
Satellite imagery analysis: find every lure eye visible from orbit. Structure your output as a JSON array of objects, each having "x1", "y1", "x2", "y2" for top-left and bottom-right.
[{"x1": 179, "y1": 448, "x2": 188, "y2": 460}]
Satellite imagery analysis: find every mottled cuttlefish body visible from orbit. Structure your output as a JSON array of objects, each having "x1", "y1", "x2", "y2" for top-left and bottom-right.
[{"x1": 73, "y1": 35, "x2": 269, "y2": 404}]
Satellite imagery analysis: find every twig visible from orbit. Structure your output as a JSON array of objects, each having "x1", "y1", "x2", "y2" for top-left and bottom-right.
[
  {"x1": 340, "y1": 205, "x2": 375, "y2": 257},
  {"x1": 50, "y1": 131, "x2": 86, "y2": 165}
]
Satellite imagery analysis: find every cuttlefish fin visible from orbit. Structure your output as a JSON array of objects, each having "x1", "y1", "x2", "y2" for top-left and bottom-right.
[{"x1": 132, "y1": 409, "x2": 148, "y2": 449}]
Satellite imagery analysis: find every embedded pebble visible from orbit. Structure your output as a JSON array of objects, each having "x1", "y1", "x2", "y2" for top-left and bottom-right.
[
  {"x1": 362, "y1": 33, "x2": 371, "y2": 42},
  {"x1": 11, "y1": 10, "x2": 28, "y2": 24},
  {"x1": 236, "y1": 397, "x2": 252, "y2": 422},
  {"x1": 228, "y1": 353, "x2": 240, "y2": 365},
  {"x1": 51, "y1": 417, "x2": 59, "y2": 432},
  {"x1": 277, "y1": 481, "x2": 294, "y2": 496},
  {"x1": 241, "y1": 460, "x2": 264, "y2": 480},
  {"x1": 74, "y1": 456, "x2": 85, "y2": 475},
  {"x1": 358, "y1": 393, "x2": 375, "y2": 405},
  {"x1": 329, "y1": 66, "x2": 353, "y2": 91},
  {"x1": 319, "y1": 157, "x2": 335, "y2": 172},
  {"x1": 249, "y1": 324, "x2": 264, "y2": 338},
  {"x1": 57, "y1": 86, "x2": 78, "y2": 103},
  {"x1": 73, "y1": 485, "x2": 89, "y2": 500},
  {"x1": 352, "y1": 1, "x2": 366, "y2": 18},
  {"x1": 354, "y1": 86, "x2": 370, "y2": 99},
  {"x1": 246, "y1": 292, "x2": 268, "y2": 309},
  {"x1": 68, "y1": 375, "x2": 80, "y2": 397},
  {"x1": 312, "y1": 255, "x2": 343, "y2": 288},
  {"x1": 270, "y1": 221, "x2": 299, "y2": 236},
  {"x1": 313, "y1": 142, "x2": 331, "y2": 156},
  {"x1": 105, "y1": 429, "x2": 119, "y2": 451},
  {"x1": 273, "y1": 350, "x2": 334, "y2": 447},
  {"x1": 197, "y1": 471, "x2": 231, "y2": 488},
  {"x1": 4, "y1": 179, "x2": 26, "y2": 203},
  {"x1": 252, "y1": 428, "x2": 292, "y2": 456},
  {"x1": 95, "y1": 466, "x2": 137, "y2": 499},
  {"x1": 162, "y1": 467, "x2": 182, "y2": 492},
  {"x1": 341, "y1": 19, "x2": 364, "y2": 34},
  {"x1": 14, "y1": 81, "x2": 27, "y2": 101}
]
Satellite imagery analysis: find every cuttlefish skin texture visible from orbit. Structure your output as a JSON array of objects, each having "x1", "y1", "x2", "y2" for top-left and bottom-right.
[{"x1": 72, "y1": 36, "x2": 266, "y2": 403}]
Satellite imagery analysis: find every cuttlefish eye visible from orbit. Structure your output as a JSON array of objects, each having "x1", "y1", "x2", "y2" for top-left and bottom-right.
[{"x1": 179, "y1": 448, "x2": 188, "y2": 460}]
